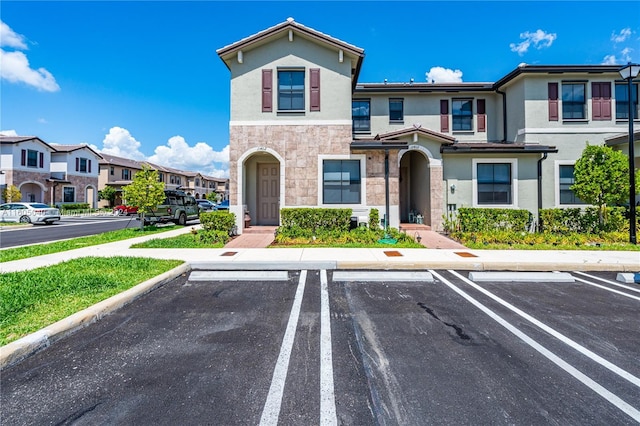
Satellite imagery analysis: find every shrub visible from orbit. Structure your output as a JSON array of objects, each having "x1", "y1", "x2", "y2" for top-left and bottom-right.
[
  {"x1": 457, "y1": 207, "x2": 531, "y2": 232},
  {"x1": 540, "y1": 206, "x2": 627, "y2": 234},
  {"x1": 199, "y1": 210, "x2": 236, "y2": 243},
  {"x1": 280, "y1": 208, "x2": 352, "y2": 234},
  {"x1": 59, "y1": 203, "x2": 90, "y2": 211},
  {"x1": 369, "y1": 208, "x2": 380, "y2": 230}
]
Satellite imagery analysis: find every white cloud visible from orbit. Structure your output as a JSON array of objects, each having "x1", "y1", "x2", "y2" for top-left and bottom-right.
[
  {"x1": 100, "y1": 127, "x2": 146, "y2": 160},
  {"x1": 510, "y1": 29, "x2": 557, "y2": 56},
  {"x1": 611, "y1": 28, "x2": 632, "y2": 43},
  {"x1": 601, "y1": 47, "x2": 633, "y2": 65},
  {"x1": 425, "y1": 66, "x2": 463, "y2": 83},
  {"x1": 148, "y1": 136, "x2": 229, "y2": 178},
  {"x1": 602, "y1": 54, "x2": 618, "y2": 65},
  {"x1": 0, "y1": 50, "x2": 60, "y2": 92},
  {"x1": 0, "y1": 21, "x2": 27, "y2": 49},
  {"x1": 0, "y1": 130, "x2": 18, "y2": 136}
]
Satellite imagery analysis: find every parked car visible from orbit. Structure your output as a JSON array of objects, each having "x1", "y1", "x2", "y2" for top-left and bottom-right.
[
  {"x1": 0, "y1": 202, "x2": 61, "y2": 225},
  {"x1": 214, "y1": 200, "x2": 229, "y2": 210},
  {"x1": 113, "y1": 205, "x2": 139, "y2": 216},
  {"x1": 196, "y1": 199, "x2": 216, "y2": 211}
]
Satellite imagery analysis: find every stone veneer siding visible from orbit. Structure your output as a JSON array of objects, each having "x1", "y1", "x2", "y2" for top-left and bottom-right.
[
  {"x1": 231, "y1": 124, "x2": 360, "y2": 206},
  {"x1": 51, "y1": 175, "x2": 99, "y2": 205}
]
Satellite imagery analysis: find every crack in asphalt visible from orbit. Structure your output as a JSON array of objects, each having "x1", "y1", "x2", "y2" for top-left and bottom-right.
[{"x1": 417, "y1": 302, "x2": 472, "y2": 342}]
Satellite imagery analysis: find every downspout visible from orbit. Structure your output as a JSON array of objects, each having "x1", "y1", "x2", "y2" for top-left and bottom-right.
[
  {"x1": 537, "y1": 153, "x2": 548, "y2": 231},
  {"x1": 384, "y1": 148, "x2": 390, "y2": 233},
  {"x1": 496, "y1": 89, "x2": 507, "y2": 142}
]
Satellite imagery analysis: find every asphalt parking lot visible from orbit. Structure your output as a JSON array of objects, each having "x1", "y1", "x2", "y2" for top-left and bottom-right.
[{"x1": 2, "y1": 269, "x2": 639, "y2": 425}]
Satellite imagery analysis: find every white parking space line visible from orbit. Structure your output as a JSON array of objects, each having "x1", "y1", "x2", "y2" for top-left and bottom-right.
[
  {"x1": 431, "y1": 270, "x2": 640, "y2": 422},
  {"x1": 320, "y1": 270, "x2": 337, "y2": 425},
  {"x1": 447, "y1": 270, "x2": 640, "y2": 388},
  {"x1": 468, "y1": 272, "x2": 574, "y2": 282},
  {"x1": 573, "y1": 271, "x2": 640, "y2": 295},
  {"x1": 572, "y1": 277, "x2": 640, "y2": 302},
  {"x1": 260, "y1": 270, "x2": 307, "y2": 426},
  {"x1": 333, "y1": 271, "x2": 434, "y2": 282}
]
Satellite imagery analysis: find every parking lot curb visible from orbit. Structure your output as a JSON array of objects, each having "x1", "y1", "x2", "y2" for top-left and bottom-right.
[{"x1": 0, "y1": 262, "x2": 190, "y2": 371}]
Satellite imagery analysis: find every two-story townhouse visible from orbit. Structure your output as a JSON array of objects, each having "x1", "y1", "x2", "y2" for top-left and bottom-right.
[
  {"x1": 50, "y1": 144, "x2": 101, "y2": 207},
  {"x1": 219, "y1": 19, "x2": 638, "y2": 233},
  {"x1": 98, "y1": 153, "x2": 144, "y2": 207},
  {"x1": 0, "y1": 136, "x2": 55, "y2": 204}
]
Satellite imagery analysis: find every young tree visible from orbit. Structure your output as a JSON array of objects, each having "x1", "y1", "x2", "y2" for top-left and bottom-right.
[
  {"x1": 572, "y1": 143, "x2": 640, "y2": 227},
  {"x1": 98, "y1": 186, "x2": 117, "y2": 208},
  {"x1": 121, "y1": 165, "x2": 166, "y2": 229},
  {"x1": 2, "y1": 185, "x2": 21, "y2": 203}
]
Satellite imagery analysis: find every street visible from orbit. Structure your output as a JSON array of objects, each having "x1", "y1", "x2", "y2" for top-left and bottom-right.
[
  {"x1": 2, "y1": 269, "x2": 639, "y2": 425},
  {"x1": 0, "y1": 215, "x2": 197, "y2": 248}
]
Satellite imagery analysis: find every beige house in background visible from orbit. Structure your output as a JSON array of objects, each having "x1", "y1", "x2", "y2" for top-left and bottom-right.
[{"x1": 218, "y1": 18, "x2": 639, "y2": 234}]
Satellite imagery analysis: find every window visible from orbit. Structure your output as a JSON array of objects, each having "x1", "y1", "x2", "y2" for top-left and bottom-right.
[
  {"x1": 27, "y1": 150, "x2": 38, "y2": 167},
  {"x1": 452, "y1": 99, "x2": 473, "y2": 131},
  {"x1": 122, "y1": 169, "x2": 131, "y2": 180},
  {"x1": 323, "y1": 160, "x2": 361, "y2": 204},
  {"x1": 110, "y1": 166, "x2": 114, "y2": 176},
  {"x1": 562, "y1": 82, "x2": 586, "y2": 119},
  {"x1": 476, "y1": 163, "x2": 512, "y2": 205},
  {"x1": 615, "y1": 82, "x2": 639, "y2": 120},
  {"x1": 79, "y1": 158, "x2": 88, "y2": 173},
  {"x1": 389, "y1": 98, "x2": 404, "y2": 122},
  {"x1": 278, "y1": 70, "x2": 304, "y2": 111},
  {"x1": 352, "y1": 99, "x2": 370, "y2": 132},
  {"x1": 63, "y1": 187, "x2": 75, "y2": 203},
  {"x1": 195, "y1": 178, "x2": 200, "y2": 187},
  {"x1": 558, "y1": 164, "x2": 585, "y2": 205},
  {"x1": 158, "y1": 173, "x2": 164, "y2": 183}
]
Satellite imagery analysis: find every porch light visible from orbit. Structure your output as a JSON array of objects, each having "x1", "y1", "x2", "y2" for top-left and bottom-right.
[{"x1": 618, "y1": 63, "x2": 640, "y2": 244}]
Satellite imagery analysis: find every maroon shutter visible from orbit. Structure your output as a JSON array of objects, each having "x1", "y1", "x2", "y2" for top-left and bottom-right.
[
  {"x1": 21, "y1": 149, "x2": 26, "y2": 166},
  {"x1": 39, "y1": 152, "x2": 44, "y2": 168},
  {"x1": 477, "y1": 99, "x2": 486, "y2": 132},
  {"x1": 548, "y1": 83, "x2": 559, "y2": 121},
  {"x1": 76, "y1": 158, "x2": 79, "y2": 171},
  {"x1": 592, "y1": 82, "x2": 611, "y2": 121},
  {"x1": 310, "y1": 68, "x2": 320, "y2": 111},
  {"x1": 440, "y1": 100, "x2": 449, "y2": 132},
  {"x1": 88, "y1": 160, "x2": 92, "y2": 173},
  {"x1": 262, "y1": 69, "x2": 273, "y2": 112}
]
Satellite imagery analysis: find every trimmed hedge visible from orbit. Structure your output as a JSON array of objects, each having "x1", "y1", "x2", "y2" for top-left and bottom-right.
[
  {"x1": 198, "y1": 210, "x2": 236, "y2": 244},
  {"x1": 539, "y1": 207, "x2": 627, "y2": 234},
  {"x1": 58, "y1": 203, "x2": 90, "y2": 211},
  {"x1": 280, "y1": 208, "x2": 352, "y2": 233},
  {"x1": 456, "y1": 207, "x2": 532, "y2": 232}
]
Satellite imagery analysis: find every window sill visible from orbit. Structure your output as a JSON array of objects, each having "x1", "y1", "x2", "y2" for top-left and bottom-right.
[
  {"x1": 277, "y1": 110, "x2": 306, "y2": 116},
  {"x1": 389, "y1": 120, "x2": 404, "y2": 125},
  {"x1": 561, "y1": 119, "x2": 588, "y2": 124},
  {"x1": 452, "y1": 131, "x2": 474, "y2": 135}
]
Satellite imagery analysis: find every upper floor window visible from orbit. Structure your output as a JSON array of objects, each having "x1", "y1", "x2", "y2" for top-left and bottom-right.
[
  {"x1": 322, "y1": 159, "x2": 361, "y2": 204},
  {"x1": 122, "y1": 169, "x2": 131, "y2": 180},
  {"x1": 158, "y1": 173, "x2": 164, "y2": 183},
  {"x1": 352, "y1": 99, "x2": 370, "y2": 132},
  {"x1": 195, "y1": 178, "x2": 200, "y2": 187},
  {"x1": 77, "y1": 158, "x2": 90, "y2": 173},
  {"x1": 562, "y1": 82, "x2": 586, "y2": 119},
  {"x1": 452, "y1": 99, "x2": 473, "y2": 131},
  {"x1": 278, "y1": 70, "x2": 304, "y2": 111},
  {"x1": 110, "y1": 166, "x2": 114, "y2": 176},
  {"x1": 389, "y1": 98, "x2": 404, "y2": 122},
  {"x1": 615, "y1": 82, "x2": 639, "y2": 120},
  {"x1": 27, "y1": 149, "x2": 39, "y2": 167}
]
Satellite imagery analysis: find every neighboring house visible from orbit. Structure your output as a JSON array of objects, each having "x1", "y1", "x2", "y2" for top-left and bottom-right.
[
  {"x1": 0, "y1": 136, "x2": 56, "y2": 204},
  {"x1": 50, "y1": 144, "x2": 101, "y2": 208},
  {"x1": 218, "y1": 18, "x2": 639, "y2": 233},
  {"x1": 98, "y1": 153, "x2": 144, "y2": 207}
]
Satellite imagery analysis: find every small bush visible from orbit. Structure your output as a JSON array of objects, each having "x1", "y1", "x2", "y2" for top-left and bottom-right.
[
  {"x1": 369, "y1": 208, "x2": 380, "y2": 230},
  {"x1": 59, "y1": 203, "x2": 90, "y2": 211},
  {"x1": 280, "y1": 208, "x2": 352, "y2": 233},
  {"x1": 457, "y1": 208, "x2": 531, "y2": 232}
]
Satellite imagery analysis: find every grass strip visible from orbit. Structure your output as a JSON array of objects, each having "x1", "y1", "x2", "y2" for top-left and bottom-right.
[
  {"x1": 131, "y1": 233, "x2": 225, "y2": 248},
  {"x1": 0, "y1": 256, "x2": 183, "y2": 346},
  {"x1": 0, "y1": 225, "x2": 179, "y2": 263}
]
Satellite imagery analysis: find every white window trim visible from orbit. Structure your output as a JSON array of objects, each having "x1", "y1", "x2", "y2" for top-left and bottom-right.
[
  {"x1": 472, "y1": 158, "x2": 518, "y2": 208},
  {"x1": 554, "y1": 160, "x2": 589, "y2": 208},
  {"x1": 317, "y1": 154, "x2": 366, "y2": 207}
]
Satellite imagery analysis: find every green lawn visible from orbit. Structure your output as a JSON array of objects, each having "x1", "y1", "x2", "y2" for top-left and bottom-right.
[
  {"x1": 0, "y1": 257, "x2": 184, "y2": 346},
  {"x1": 0, "y1": 225, "x2": 180, "y2": 263}
]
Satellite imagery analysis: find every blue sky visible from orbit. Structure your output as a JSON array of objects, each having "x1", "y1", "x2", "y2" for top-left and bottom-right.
[{"x1": 2, "y1": 1, "x2": 639, "y2": 178}]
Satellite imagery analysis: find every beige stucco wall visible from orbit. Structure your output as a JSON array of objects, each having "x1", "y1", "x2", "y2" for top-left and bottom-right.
[{"x1": 228, "y1": 36, "x2": 354, "y2": 123}]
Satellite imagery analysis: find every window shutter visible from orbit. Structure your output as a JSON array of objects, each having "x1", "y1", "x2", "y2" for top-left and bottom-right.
[
  {"x1": 310, "y1": 68, "x2": 320, "y2": 111},
  {"x1": 39, "y1": 152, "x2": 44, "y2": 168},
  {"x1": 440, "y1": 100, "x2": 449, "y2": 132},
  {"x1": 548, "y1": 83, "x2": 559, "y2": 121},
  {"x1": 88, "y1": 160, "x2": 92, "y2": 173},
  {"x1": 477, "y1": 99, "x2": 486, "y2": 132},
  {"x1": 592, "y1": 82, "x2": 611, "y2": 121},
  {"x1": 262, "y1": 69, "x2": 273, "y2": 112},
  {"x1": 21, "y1": 149, "x2": 26, "y2": 166},
  {"x1": 76, "y1": 158, "x2": 79, "y2": 171}
]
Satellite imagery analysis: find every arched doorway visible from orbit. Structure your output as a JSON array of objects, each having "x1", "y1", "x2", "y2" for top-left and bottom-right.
[
  {"x1": 19, "y1": 182, "x2": 45, "y2": 203},
  {"x1": 399, "y1": 150, "x2": 430, "y2": 224},
  {"x1": 239, "y1": 149, "x2": 283, "y2": 227},
  {"x1": 85, "y1": 186, "x2": 96, "y2": 208}
]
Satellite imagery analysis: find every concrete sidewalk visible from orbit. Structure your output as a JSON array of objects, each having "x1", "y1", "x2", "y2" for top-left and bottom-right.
[{"x1": 1, "y1": 225, "x2": 638, "y2": 273}]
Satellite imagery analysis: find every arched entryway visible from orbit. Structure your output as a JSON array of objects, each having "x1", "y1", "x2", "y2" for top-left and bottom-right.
[
  {"x1": 398, "y1": 145, "x2": 444, "y2": 230},
  {"x1": 238, "y1": 148, "x2": 284, "y2": 228},
  {"x1": 19, "y1": 182, "x2": 45, "y2": 203}
]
